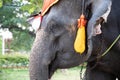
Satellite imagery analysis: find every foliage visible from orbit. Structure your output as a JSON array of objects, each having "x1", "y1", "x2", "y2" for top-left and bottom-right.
[
  {"x1": 21, "y1": 0, "x2": 43, "y2": 14},
  {"x1": 0, "y1": 0, "x2": 43, "y2": 28},
  {"x1": 0, "y1": 0, "x2": 27, "y2": 28},
  {"x1": 0, "y1": 0, "x2": 44, "y2": 51},
  {"x1": 0, "y1": 0, "x2": 2, "y2": 7},
  {"x1": 0, "y1": 53, "x2": 29, "y2": 68},
  {"x1": 10, "y1": 30, "x2": 34, "y2": 51},
  {"x1": 0, "y1": 38, "x2": 2, "y2": 54}
]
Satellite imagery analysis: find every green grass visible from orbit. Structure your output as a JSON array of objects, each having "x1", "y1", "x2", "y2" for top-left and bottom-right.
[
  {"x1": 0, "y1": 67, "x2": 85, "y2": 80},
  {"x1": 0, "y1": 69, "x2": 29, "y2": 80},
  {"x1": 52, "y1": 68, "x2": 81, "y2": 80}
]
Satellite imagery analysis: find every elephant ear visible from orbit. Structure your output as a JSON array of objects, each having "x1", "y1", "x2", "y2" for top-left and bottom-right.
[
  {"x1": 27, "y1": 0, "x2": 60, "y2": 32},
  {"x1": 87, "y1": 0, "x2": 112, "y2": 39},
  {"x1": 27, "y1": 13, "x2": 42, "y2": 32}
]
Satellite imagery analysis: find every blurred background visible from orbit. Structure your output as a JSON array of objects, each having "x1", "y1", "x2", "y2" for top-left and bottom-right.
[{"x1": 0, "y1": 0, "x2": 84, "y2": 80}]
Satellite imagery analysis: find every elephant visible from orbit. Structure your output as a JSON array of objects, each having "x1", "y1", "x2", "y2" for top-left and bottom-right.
[{"x1": 29, "y1": 0, "x2": 120, "y2": 80}]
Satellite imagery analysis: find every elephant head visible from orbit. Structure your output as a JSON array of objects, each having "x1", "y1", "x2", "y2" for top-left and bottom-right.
[{"x1": 29, "y1": 0, "x2": 112, "y2": 80}]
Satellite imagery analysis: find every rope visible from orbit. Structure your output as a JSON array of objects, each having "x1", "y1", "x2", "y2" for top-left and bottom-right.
[
  {"x1": 81, "y1": 0, "x2": 85, "y2": 14},
  {"x1": 79, "y1": 0, "x2": 86, "y2": 79},
  {"x1": 80, "y1": 65, "x2": 83, "y2": 80},
  {"x1": 80, "y1": 63, "x2": 85, "y2": 80},
  {"x1": 101, "y1": 34, "x2": 120, "y2": 57}
]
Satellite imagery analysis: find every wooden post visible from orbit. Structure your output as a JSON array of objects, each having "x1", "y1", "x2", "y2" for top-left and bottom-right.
[{"x1": 2, "y1": 35, "x2": 5, "y2": 55}]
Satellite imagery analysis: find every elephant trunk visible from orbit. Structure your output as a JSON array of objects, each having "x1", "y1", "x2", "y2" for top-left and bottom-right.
[{"x1": 29, "y1": 29, "x2": 55, "y2": 80}]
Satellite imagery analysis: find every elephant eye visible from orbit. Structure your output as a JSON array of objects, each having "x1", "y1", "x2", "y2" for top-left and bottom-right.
[{"x1": 46, "y1": 19, "x2": 65, "y2": 37}]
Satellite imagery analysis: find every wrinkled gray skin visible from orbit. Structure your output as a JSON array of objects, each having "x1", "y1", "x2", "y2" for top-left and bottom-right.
[{"x1": 29, "y1": 0, "x2": 113, "y2": 80}]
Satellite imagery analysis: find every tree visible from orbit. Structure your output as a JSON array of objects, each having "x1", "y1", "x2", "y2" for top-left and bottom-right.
[
  {"x1": 21, "y1": 0, "x2": 43, "y2": 14},
  {"x1": 0, "y1": 0, "x2": 43, "y2": 51},
  {"x1": 0, "y1": 0, "x2": 3, "y2": 7}
]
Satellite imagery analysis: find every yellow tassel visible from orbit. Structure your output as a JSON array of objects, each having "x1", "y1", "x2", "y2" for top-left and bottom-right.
[
  {"x1": 74, "y1": 14, "x2": 86, "y2": 54},
  {"x1": 74, "y1": 26, "x2": 85, "y2": 54}
]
